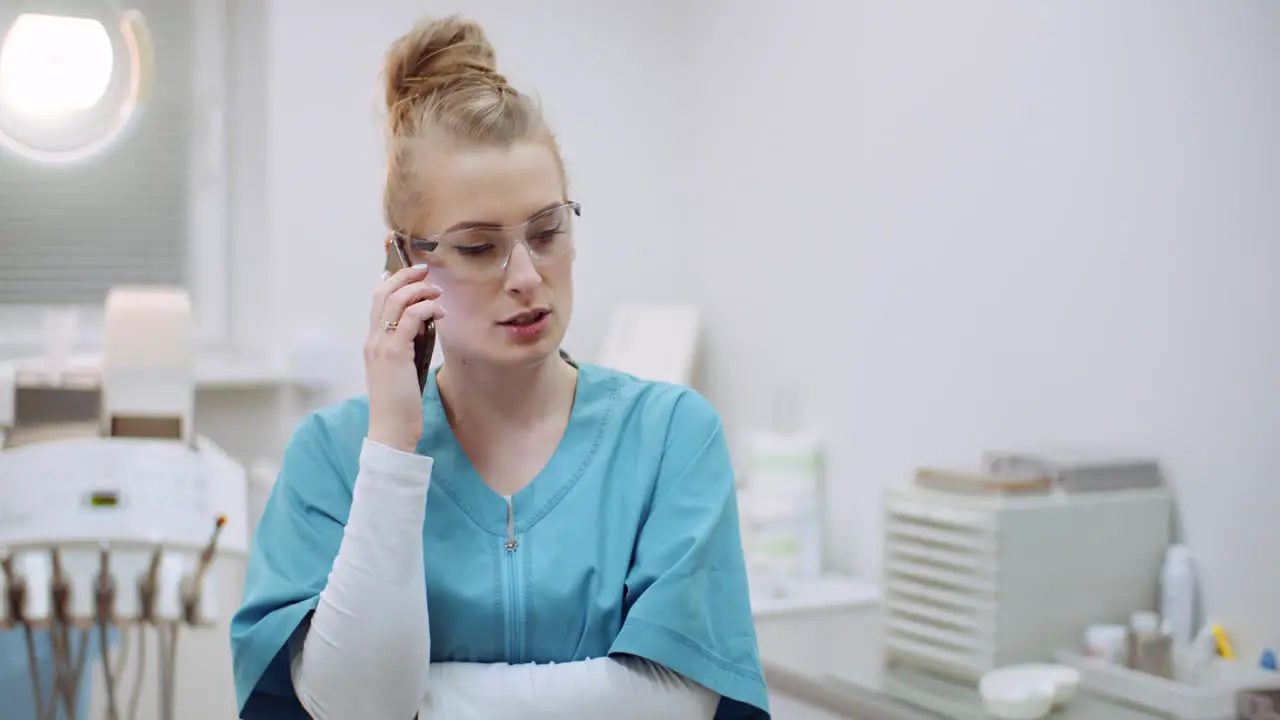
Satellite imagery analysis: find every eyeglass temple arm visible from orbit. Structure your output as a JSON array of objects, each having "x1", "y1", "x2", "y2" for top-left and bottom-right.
[{"x1": 394, "y1": 233, "x2": 438, "y2": 255}]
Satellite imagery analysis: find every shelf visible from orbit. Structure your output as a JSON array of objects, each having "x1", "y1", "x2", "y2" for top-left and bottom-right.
[
  {"x1": 5, "y1": 352, "x2": 327, "y2": 393},
  {"x1": 193, "y1": 354, "x2": 326, "y2": 391}
]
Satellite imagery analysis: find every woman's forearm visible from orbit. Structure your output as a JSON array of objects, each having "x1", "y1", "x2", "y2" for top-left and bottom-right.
[
  {"x1": 421, "y1": 656, "x2": 719, "y2": 720},
  {"x1": 289, "y1": 439, "x2": 433, "y2": 720},
  {"x1": 285, "y1": 445, "x2": 715, "y2": 719}
]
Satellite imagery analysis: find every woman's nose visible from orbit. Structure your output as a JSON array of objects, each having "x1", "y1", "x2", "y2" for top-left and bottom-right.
[{"x1": 503, "y1": 243, "x2": 543, "y2": 293}]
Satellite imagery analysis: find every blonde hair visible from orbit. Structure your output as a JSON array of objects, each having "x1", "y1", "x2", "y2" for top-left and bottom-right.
[{"x1": 381, "y1": 16, "x2": 563, "y2": 234}]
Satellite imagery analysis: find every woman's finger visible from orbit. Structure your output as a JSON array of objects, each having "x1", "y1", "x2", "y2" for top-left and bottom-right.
[
  {"x1": 378, "y1": 281, "x2": 442, "y2": 330},
  {"x1": 369, "y1": 264, "x2": 430, "y2": 327},
  {"x1": 395, "y1": 299, "x2": 446, "y2": 343}
]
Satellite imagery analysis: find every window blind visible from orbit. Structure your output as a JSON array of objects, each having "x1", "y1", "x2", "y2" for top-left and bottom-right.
[{"x1": 0, "y1": 0, "x2": 194, "y2": 306}]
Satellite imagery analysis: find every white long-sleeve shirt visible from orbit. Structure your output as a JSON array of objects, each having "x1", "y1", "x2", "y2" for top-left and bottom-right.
[{"x1": 287, "y1": 439, "x2": 719, "y2": 719}]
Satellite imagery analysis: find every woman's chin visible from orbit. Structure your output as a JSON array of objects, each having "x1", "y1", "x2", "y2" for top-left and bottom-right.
[
  {"x1": 444, "y1": 324, "x2": 567, "y2": 368},
  {"x1": 482, "y1": 331, "x2": 565, "y2": 365}
]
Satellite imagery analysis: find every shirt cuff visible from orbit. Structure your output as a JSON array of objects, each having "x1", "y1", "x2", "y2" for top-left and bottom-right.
[{"x1": 360, "y1": 437, "x2": 434, "y2": 489}]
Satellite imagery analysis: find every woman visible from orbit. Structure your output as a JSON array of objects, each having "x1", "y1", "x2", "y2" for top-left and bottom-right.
[{"x1": 230, "y1": 15, "x2": 768, "y2": 719}]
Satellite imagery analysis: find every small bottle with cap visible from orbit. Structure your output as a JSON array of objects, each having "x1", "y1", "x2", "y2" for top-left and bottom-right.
[{"x1": 1128, "y1": 611, "x2": 1174, "y2": 678}]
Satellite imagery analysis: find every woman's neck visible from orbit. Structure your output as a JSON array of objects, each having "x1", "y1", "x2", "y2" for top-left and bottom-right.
[{"x1": 436, "y1": 352, "x2": 578, "y2": 432}]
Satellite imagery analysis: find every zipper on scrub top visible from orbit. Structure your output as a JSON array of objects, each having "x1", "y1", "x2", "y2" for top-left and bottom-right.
[
  {"x1": 502, "y1": 496, "x2": 524, "y2": 662},
  {"x1": 504, "y1": 496, "x2": 518, "y2": 551}
]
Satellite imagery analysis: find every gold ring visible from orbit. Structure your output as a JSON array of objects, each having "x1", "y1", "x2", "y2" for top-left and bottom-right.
[{"x1": 381, "y1": 320, "x2": 399, "y2": 332}]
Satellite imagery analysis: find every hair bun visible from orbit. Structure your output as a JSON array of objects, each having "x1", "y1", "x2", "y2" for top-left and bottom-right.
[{"x1": 383, "y1": 16, "x2": 510, "y2": 135}]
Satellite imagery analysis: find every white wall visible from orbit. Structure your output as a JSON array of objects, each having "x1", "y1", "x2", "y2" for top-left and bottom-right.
[{"x1": 683, "y1": 0, "x2": 1280, "y2": 660}]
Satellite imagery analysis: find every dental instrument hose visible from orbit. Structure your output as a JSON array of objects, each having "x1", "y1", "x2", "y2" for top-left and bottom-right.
[
  {"x1": 97, "y1": 545, "x2": 121, "y2": 720},
  {"x1": 49, "y1": 548, "x2": 83, "y2": 719},
  {"x1": 156, "y1": 621, "x2": 179, "y2": 720},
  {"x1": 157, "y1": 514, "x2": 223, "y2": 720},
  {"x1": 26, "y1": 624, "x2": 50, "y2": 720},
  {"x1": 49, "y1": 615, "x2": 91, "y2": 719},
  {"x1": 132, "y1": 544, "x2": 163, "y2": 720},
  {"x1": 103, "y1": 622, "x2": 136, "y2": 720},
  {"x1": 5, "y1": 554, "x2": 51, "y2": 720},
  {"x1": 157, "y1": 625, "x2": 169, "y2": 720},
  {"x1": 49, "y1": 549, "x2": 72, "y2": 718},
  {"x1": 99, "y1": 616, "x2": 121, "y2": 720},
  {"x1": 127, "y1": 623, "x2": 146, "y2": 720},
  {"x1": 67, "y1": 627, "x2": 91, "y2": 720}
]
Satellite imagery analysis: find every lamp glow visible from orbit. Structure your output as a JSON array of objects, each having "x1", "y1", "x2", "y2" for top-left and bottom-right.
[{"x1": 0, "y1": 14, "x2": 115, "y2": 120}]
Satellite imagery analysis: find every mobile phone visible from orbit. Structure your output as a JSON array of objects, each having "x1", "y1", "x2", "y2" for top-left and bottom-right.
[{"x1": 387, "y1": 236, "x2": 436, "y2": 394}]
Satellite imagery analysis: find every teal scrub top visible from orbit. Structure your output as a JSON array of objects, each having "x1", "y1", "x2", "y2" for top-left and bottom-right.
[{"x1": 230, "y1": 363, "x2": 770, "y2": 719}]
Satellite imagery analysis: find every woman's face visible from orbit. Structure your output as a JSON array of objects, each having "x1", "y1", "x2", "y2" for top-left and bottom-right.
[{"x1": 407, "y1": 140, "x2": 574, "y2": 368}]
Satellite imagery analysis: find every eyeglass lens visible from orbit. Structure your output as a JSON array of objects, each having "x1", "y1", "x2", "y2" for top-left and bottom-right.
[{"x1": 405, "y1": 204, "x2": 576, "y2": 279}]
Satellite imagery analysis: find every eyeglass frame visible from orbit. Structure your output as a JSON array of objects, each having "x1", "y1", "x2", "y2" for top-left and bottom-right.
[{"x1": 390, "y1": 201, "x2": 582, "y2": 275}]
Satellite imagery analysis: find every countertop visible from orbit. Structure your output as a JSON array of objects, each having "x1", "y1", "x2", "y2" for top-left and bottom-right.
[{"x1": 755, "y1": 599, "x2": 1163, "y2": 719}]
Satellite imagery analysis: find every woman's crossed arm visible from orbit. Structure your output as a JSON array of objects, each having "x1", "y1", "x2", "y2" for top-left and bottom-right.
[{"x1": 288, "y1": 440, "x2": 717, "y2": 720}]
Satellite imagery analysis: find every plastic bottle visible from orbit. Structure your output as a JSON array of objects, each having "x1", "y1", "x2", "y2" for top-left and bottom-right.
[
  {"x1": 739, "y1": 383, "x2": 824, "y2": 588},
  {"x1": 1180, "y1": 624, "x2": 1217, "y2": 683},
  {"x1": 1160, "y1": 544, "x2": 1199, "y2": 648},
  {"x1": 1128, "y1": 612, "x2": 1173, "y2": 678},
  {"x1": 1261, "y1": 649, "x2": 1276, "y2": 671}
]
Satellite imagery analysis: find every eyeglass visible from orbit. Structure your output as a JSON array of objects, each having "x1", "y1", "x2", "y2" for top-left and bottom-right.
[{"x1": 392, "y1": 202, "x2": 581, "y2": 282}]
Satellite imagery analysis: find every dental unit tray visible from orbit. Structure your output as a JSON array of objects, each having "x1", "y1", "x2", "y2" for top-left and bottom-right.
[{"x1": 0, "y1": 434, "x2": 248, "y2": 626}]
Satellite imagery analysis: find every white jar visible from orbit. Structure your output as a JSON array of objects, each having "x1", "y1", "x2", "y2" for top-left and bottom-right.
[{"x1": 740, "y1": 429, "x2": 824, "y2": 586}]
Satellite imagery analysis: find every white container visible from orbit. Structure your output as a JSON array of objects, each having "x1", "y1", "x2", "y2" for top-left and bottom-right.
[
  {"x1": 1132, "y1": 610, "x2": 1161, "y2": 638},
  {"x1": 740, "y1": 429, "x2": 825, "y2": 586},
  {"x1": 979, "y1": 664, "x2": 1080, "y2": 719},
  {"x1": 744, "y1": 430, "x2": 823, "y2": 492},
  {"x1": 1160, "y1": 543, "x2": 1198, "y2": 648},
  {"x1": 1085, "y1": 624, "x2": 1128, "y2": 664},
  {"x1": 740, "y1": 485, "x2": 821, "y2": 581},
  {"x1": 41, "y1": 308, "x2": 80, "y2": 379}
]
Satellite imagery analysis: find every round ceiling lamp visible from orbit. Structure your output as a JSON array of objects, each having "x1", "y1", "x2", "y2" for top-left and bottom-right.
[{"x1": 0, "y1": 4, "x2": 153, "y2": 164}]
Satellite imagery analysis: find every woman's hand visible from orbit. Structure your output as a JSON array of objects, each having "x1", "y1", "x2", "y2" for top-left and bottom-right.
[{"x1": 365, "y1": 263, "x2": 445, "y2": 453}]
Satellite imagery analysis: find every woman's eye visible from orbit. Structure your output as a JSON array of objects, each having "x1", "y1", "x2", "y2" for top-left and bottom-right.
[
  {"x1": 457, "y1": 244, "x2": 494, "y2": 256},
  {"x1": 533, "y1": 230, "x2": 563, "y2": 244}
]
